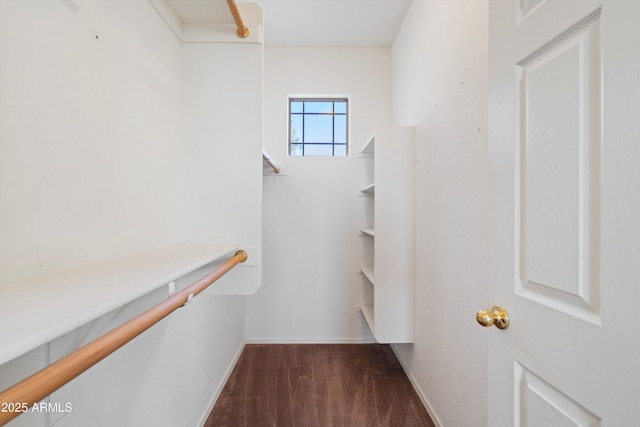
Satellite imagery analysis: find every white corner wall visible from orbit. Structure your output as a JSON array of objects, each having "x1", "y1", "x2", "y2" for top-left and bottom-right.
[
  {"x1": 0, "y1": 1, "x2": 255, "y2": 426},
  {"x1": 246, "y1": 47, "x2": 391, "y2": 342},
  {"x1": 180, "y1": 42, "x2": 263, "y2": 295},
  {"x1": 390, "y1": 1, "x2": 489, "y2": 426}
]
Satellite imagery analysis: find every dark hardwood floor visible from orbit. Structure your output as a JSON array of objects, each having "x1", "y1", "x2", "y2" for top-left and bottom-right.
[{"x1": 205, "y1": 344, "x2": 436, "y2": 427}]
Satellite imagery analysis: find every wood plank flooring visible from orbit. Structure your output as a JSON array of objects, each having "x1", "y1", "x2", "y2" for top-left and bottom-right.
[{"x1": 205, "y1": 344, "x2": 435, "y2": 427}]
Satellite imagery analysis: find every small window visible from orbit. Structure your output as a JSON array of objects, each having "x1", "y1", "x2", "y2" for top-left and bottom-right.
[{"x1": 289, "y1": 97, "x2": 349, "y2": 156}]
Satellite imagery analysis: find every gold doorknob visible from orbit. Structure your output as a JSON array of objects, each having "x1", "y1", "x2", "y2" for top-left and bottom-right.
[{"x1": 476, "y1": 305, "x2": 509, "y2": 329}]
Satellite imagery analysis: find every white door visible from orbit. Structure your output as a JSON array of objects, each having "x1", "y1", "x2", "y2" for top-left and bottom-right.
[{"x1": 487, "y1": 0, "x2": 640, "y2": 425}]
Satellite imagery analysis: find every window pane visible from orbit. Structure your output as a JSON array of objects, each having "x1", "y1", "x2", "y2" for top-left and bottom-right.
[
  {"x1": 334, "y1": 102, "x2": 347, "y2": 114},
  {"x1": 290, "y1": 101, "x2": 303, "y2": 113},
  {"x1": 290, "y1": 115, "x2": 303, "y2": 143},
  {"x1": 334, "y1": 144, "x2": 347, "y2": 156},
  {"x1": 304, "y1": 144, "x2": 334, "y2": 156},
  {"x1": 304, "y1": 101, "x2": 333, "y2": 114},
  {"x1": 304, "y1": 115, "x2": 333, "y2": 143},
  {"x1": 288, "y1": 97, "x2": 349, "y2": 157},
  {"x1": 334, "y1": 115, "x2": 347, "y2": 144}
]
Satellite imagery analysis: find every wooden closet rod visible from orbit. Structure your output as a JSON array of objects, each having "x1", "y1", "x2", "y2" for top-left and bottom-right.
[
  {"x1": 0, "y1": 249, "x2": 248, "y2": 426},
  {"x1": 262, "y1": 149, "x2": 281, "y2": 174},
  {"x1": 226, "y1": 0, "x2": 250, "y2": 38}
]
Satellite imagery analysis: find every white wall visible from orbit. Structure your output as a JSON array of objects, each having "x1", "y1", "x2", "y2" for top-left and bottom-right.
[
  {"x1": 246, "y1": 47, "x2": 391, "y2": 342},
  {"x1": 180, "y1": 43, "x2": 263, "y2": 295},
  {"x1": 0, "y1": 1, "x2": 253, "y2": 426},
  {"x1": 390, "y1": 1, "x2": 489, "y2": 426},
  {"x1": 0, "y1": 0, "x2": 181, "y2": 283}
]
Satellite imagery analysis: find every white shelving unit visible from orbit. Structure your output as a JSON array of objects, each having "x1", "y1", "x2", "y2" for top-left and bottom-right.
[{"x1": 359, "y1": 127, "x2": 415, "y2": 343}]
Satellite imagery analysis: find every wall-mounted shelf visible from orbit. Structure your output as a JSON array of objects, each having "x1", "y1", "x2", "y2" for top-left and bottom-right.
[
  {"x1": 0, "y1": 244, "x2": 239, "y2": 365},
  {"x1": 360, "y1": 266, "x2": 375, "y2": 286},
  {"x1": 358, "y1": 126, "x2": 415, "y2": 344},
  {"x1": 361, "y1": 183, "x2": 375, "y2": 194},
  {"x1": 361, "y1": 228, "x2": 375, "y2": 237},
  {"x1": 360, "y1": 304, "x2": 375, "y2": 333},
  {"x1": 361, "y1": 134, "x2": 375, "y2": 155}
]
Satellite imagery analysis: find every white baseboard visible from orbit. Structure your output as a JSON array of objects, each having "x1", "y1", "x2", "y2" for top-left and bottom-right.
[
  {"x1": 245, "y1": 337, "x2": 376, "y2": 344},
  {"x1": 197, "y1": 341, "x2": 246, "y2": 427},
  {"x1": 390, "y1": 344, "x2": 444, "y2": 427}
]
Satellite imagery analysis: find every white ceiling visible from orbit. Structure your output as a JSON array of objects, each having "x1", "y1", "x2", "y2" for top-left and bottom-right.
[{"x1": 166, "y1": 0, "x2": 413, "y2": 46}]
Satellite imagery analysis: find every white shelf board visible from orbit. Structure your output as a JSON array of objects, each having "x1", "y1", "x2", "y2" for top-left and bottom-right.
[
  {"x1": 360, "y1": 304, "x2": 375, "y2": 334},
  {"x1": 360, "y1": 228, "x2": 375, "y2": 237},
  {"x1": 360, "y1": 267, "x2": 375, "y2": 286},
  {"x1": 361, "y1": 134, "x2": 375, "y2": 154},
  {"x1": 361, "y1": 183, "x2": 375, "y2": 194},
  {"x1": 0, "y1": 243, "x2": 239, "y2": 365}
]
